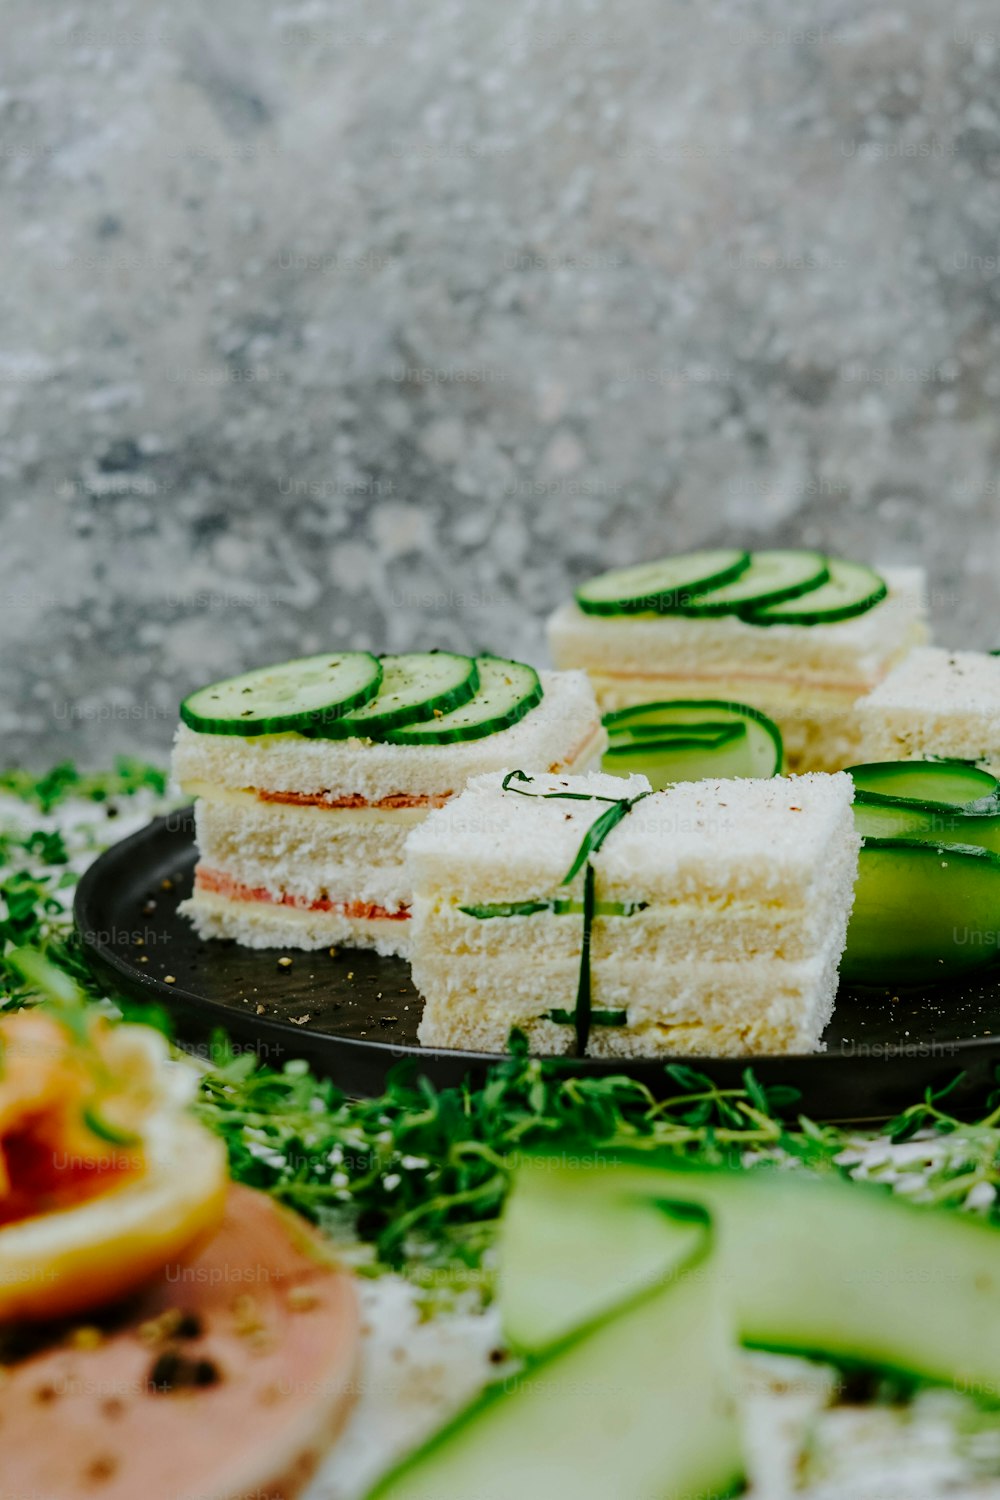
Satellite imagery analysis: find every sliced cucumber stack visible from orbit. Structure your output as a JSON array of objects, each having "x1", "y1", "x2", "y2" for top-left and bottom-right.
[
  {"x1": 678, "y1": 549, "x2": 830, "y2": 616},
  {"x1": 742, "y1": 557, "x2": 887, "y2": 626},
  {"x1": 575, "y1": 549, "x2": 750, "y2": 616},
  {"x1": 384, "y1": 656, "x2": 543, "y2": 745},
  {"x1": 179, "y1": 652, "x2": 383, "y2": 737},
  {"x1": 573, "y1": 549, "x2": 889, "y2": 626},
  {"x1": 308, "y1": 652, "x2": 479, "y2": 739},
  {"x1": 602, "y1": 699, "x2": 783, "y2": 787},
  {"x1": 842, "y1": 837, "x2": 1000, "y2": 987}
]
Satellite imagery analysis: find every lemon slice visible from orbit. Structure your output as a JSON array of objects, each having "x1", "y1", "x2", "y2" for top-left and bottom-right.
[{"x1": 0, "y1": 1111, "x2": 227, "y2": 1322}]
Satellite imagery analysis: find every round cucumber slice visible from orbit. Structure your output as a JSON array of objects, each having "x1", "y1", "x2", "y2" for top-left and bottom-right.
[
  {"x1": 601, "y1": 699, "x2": 783, "y2": 788},
  {"x1": 842, "y1": 837, "x2": 1000, "y2": 987},
  {"x1": 179, "y1": 652, "x2": 382, "y2": 737},
  {"x1": 384, "y1": 656, "x2": 543, "y2": 745},
  {"x1": 742, "y1": 557, "x2": 887, "y2": 626},
  {"x1": 677, "y1": 550, "x2": 830, "y2": 616},
  {"x1": 848, "y1": 760, "x2": 999, "y2": 810},
  {"x1": 574, "y1": 550, "x2": 750, "y2": 616},
  {"x1": 308, "y1": 652, "x2": 479, "y2": 739}
]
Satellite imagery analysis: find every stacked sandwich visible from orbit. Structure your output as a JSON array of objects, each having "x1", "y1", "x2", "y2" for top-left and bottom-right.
[
  {"x1": 857, "y1": 647, "x2": 1000, "y2": 774},
  {"x1": 172, "y1": 651, "x2": 605, "y2": 956},
  {"x1": 407, "y1": 767, "x2": 860, "y2": 1056},
  {"x1": 548, "y1": 548, "x2": 927, "y2": 771}
]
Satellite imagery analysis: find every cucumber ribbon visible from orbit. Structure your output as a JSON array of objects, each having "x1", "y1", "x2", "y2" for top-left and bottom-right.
[
  {"x1": 368, "y1": 1189, "x2": 742, "y2": 1500},
  {"x1": 500, "y1": 770, "x2": 652, "y2": 1052}
]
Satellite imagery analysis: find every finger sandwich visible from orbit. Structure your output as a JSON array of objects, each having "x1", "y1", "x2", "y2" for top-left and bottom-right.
[
  {"x1": 172, "y1": 660, "x2": 605, "y2": 958},
  {"x1": 856, "y1": 647, "x2": 1000, "y2": 775},
  {"x1": 407, "y1": 768, "x2": 860, "y2": 1056},
  {"x1": 548, "y1": 551, "x2": 928, "y2": 772}
]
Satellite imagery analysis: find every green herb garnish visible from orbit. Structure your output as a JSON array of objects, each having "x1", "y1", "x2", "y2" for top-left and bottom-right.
[{"x1": 0, "y1": 758, "x2": 167, "y2": 813}]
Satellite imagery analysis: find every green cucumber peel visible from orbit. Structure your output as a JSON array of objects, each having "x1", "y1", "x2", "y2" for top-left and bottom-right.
[
  {"x1": 179, "y1": 652, "x2": 383, "y2": 737},
  {"x1": 307, "y1": 652, "x2": 480, "y2": 738},
  {"x1": 607, "y1": 720, "x2": 745, "y2": 742},
  {"x1": 458, "y1": 901, "x2": 555, "y2": 919},
  {"x1": 384, "y1": 656, "x2": 542, "y2": 745},
  {"x1": 82, "y1": 1104, "x2": 141, "y2": 1147},
  {"x1": 605, "y1": 728, "x2": 745, "y2": 756}
]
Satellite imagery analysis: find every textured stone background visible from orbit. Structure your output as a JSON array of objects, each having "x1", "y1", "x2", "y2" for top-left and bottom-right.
[{"x1": 3, "y1": 0, "x2": 1000, "y2": 766}]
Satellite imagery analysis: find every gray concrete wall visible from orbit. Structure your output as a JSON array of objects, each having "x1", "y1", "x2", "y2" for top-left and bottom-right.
[{"x1": 2, "y1": 0, "x2": 999, "y2": 765}]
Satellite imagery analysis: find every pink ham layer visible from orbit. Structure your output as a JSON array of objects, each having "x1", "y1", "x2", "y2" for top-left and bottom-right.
[{"x1": 195, "y1": 865, "x2": 411, "y2": 922}]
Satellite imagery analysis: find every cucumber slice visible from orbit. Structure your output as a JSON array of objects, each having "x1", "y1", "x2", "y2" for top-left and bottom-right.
[
  {"x1": 458, "y1": 899, "x2": 647, "y2": 919},
  {"x1": 842, "y1": 837, "x2": 1000, "y2": 987},
  {"x1": 853, "y1": 798, "x2": 1000, "y2": 855},
  {"x1": 574, "y1": 549, "x2": 750, "y2": 616},
  {"x1": 601, "y1": 700, "x2": 782, "y2": 787},
  {"x1": 602, "y1": 714, "x2": 743, "y2": 738},
  {"x1": 384, "y1": 657, "x2": 542, "y2": 745},
  {"x1": 742, "y1": 557, "x2": 887, "y2": 626},
  {"x1": 848, "y1": 760, "x2": 999, "y2": 809},
  {"x1": 678, "y1": 549, "x2": 830, "y2": 616},
  {"x1": 308, "y1": 652, "x2": 479, "y2": 739},
  {"x1": 179, "y1": 652, "x2": 382, "y2": 737},
  {"x1": 369, "y1": 1203, "x2": 743, "y2": 1500},
  {"x1": 501, "y1": 1155, "x2": 1000, "y2": 1398},
  {"x1": 604, "y1": 729, "x2": 750, "y2": 788}
]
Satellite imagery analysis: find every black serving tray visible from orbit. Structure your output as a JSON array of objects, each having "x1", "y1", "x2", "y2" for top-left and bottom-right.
[{"x1": 74, "y1": 809, "x2": 1000, "y2": 1121}]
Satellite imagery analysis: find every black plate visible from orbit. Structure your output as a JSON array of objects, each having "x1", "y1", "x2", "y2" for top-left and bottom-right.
[{"x1": 74, "y1": 810, "x2": 1000, "y2": 1121}]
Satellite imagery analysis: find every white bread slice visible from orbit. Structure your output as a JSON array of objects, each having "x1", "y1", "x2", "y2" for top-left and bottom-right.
[
  {"x1": 405, "y1": 770, "x2": 651, "y2": 903},
  {"x1": 406, "y1": 771, "x2": 857, "y2": 905},
  {"x1": 416, "y1": 933, "x2": 844, "y2": 1056},
  {"x1": 172, "y1": 671, "x2": 604, "y2": 802},
  {"x1": 192, "y1": 797, "x2": 416, "y2": 909},
  {"x1": 856, "y1": 647, "x2": 1000, "y2": 772}
]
